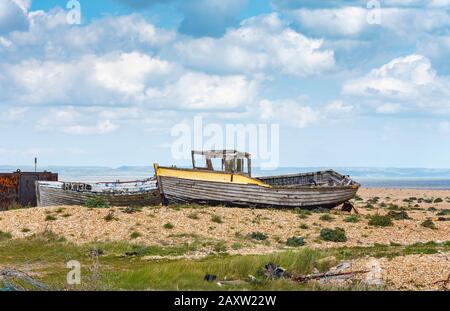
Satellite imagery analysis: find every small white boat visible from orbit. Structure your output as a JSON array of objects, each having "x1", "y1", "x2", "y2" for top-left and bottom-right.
[{"x1": 36, "y1": 178, "x2": 160, "y2": 207}]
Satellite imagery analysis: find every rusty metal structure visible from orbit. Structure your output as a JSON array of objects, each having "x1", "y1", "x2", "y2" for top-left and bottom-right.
[{"x1": 0, "y1": 170, "x2": 58, "y2": 210}]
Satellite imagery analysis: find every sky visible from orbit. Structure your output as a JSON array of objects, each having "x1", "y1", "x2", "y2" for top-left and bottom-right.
[{"x1": 0, "y1": 0, "x2": 450, "y2": 168}]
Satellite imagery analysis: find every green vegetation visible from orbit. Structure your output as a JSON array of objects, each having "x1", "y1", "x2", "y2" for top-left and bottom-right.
[
  {"x1": 364, "y1": 203, "x2": 374, "y2": 209},
  {"x1": 163, "y1": 222, "x2": 175, "y2": 229},
  {"x1": 187, "y1": 212, "x2": 200, "y2": 220},
  {"x1": 367, "y1": 197, "x2": 380, "y2": 204},
  {"x1": 434, "y1": 198, "x2": 443, "y2": 203},
  {"x1": 61, "y1": 213, "x2": 72, "y2": 218},
  {"x1": 211, "y1": 214, "x2": 223, "y2": 224},
  {"x1": 368, "y1": 215, "x2": 393, "y2": 227},
  {"x1": 299, "y1": 223, "x2": 309, "y2": 229},
  {"x1": 45, "y1": 215, "x2": 57, "y2": 221},
  {"x1": 437, "y1": 209, "x2": 450, "y2": 216},
  {"x1": 344, "y1": 215, "x2": 360, "y2": 223},
  {"x1": 286, "y1": 236, "x2": 306, "y2": 247},
  {"x1": 248, "y1": 231, "x2": 268, "y2": 241},
  {"x1": 403, "y1": 197, "x2": 417, "y2": 204},
  {"x1": 354, "y1": 195, "x2": 363, "y2": 201},
  {"x1": 231, "y1": 242, "x2": 243, "y2": 250},
  {"x1": 85, "y1": 197, "x2": 109, "y2": 208},
  {"x1": 130, "y1": 231, "x2": 141, "y2": 239},
  {"x1": 214, "y1": 242, "x2": 227, "y2": 253},
  {"x1": 311, "y1": 207, "x2": 329, "y2": 214},
  {"x1": 1, "y1": 231, "x2": 449, "y2": 290},
  {"x1": 0, "y1": 231, "x2": 12, "y2": 241},
  {"x1": 295, "y1": 209, "x2": 311, "y2": 219},
  {"x1": 122, "y1": 206, "x2": 143, "y2": 214},
  {"x1": 320, "y1": 228, "x2": 347, "y2": 242},
  {"x1": 168, "y1": 203, "x2": 206, "y2": 210},
  {"x1": 421, "y1": 219, "x2": 437, "y2": 230},
  {"x1": 319, "y1": 214, "x2": 334, "y2": 222},
  {"x1": 386, "y1": 203, "x2": 405, "y2": 211},
  {"x1": 386, "y1": 210, "x2": 411, "y2": 220},
  {"x1": 404, "y1": 241, "x2": 442, "y2": 255},
  {"x1": 103, "y1": 211, "x2": 116, "y2": 222}
]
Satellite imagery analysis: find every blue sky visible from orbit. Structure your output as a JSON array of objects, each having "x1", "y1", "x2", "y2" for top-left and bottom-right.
[{"x1": 0, "y1": 0, "x2": 450, "y2": 168}]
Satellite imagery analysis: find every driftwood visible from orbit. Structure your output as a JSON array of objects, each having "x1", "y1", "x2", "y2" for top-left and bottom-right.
[
  {"x1": 0, "y1": 268, "x2": 48, "y2": 291},
  {"x1": 293, "y1": 270, "x2": 369, "y2": 283}
]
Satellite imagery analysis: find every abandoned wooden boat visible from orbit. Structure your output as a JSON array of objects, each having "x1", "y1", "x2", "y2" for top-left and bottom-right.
[
  {"x1": 154, "y1": 150, "x2": 360, "y2": 209},
  {"x1": 36, "y1": 178, "x2": 160, "y2": 207}
]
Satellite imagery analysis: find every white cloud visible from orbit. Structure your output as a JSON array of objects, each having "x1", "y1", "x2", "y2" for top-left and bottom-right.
[
  {"x1": 63, "y1": 120, "x2": 118, "y2": 135},
  {"x1": 146, "y1": 72, "x2": 258, "y2": 110},
  {"x1": 381, "y1": 8, "x2": 450, "y2": 34},
  {"x1": 0, "y1": 36, "x2": 12, "y2": 47},
  {"x1": 343, "y1": 54, "x2": 435, "y2": 98},
  {"x1": 0, "y1": 50, "x2": 259, "y2": 111},
  {"x1": 289, "y1": 7, "x2": 450, "y2": 37},
  {"x1": 0, "y1": 52, "x2": 176, "y2": 105},
  {"x1": 97, "y1": 108, "x2": 143, "y2": 120},
  {"x1": 1, "y1": 58, "x2": 83, "y2": 104},
  {"x1": 343, "y1": 54, "x2": 450, "y2": 113},
  {"x1": 12, "y1": 0, "x2": 31, "y2": 12},
  {"x1": 376, "y1": 103, "x2": 402, "y2": 114},
  {"x1": 290, "y1": 7, "x2": 368, "y2": 36},
  {"x1": 0, "y1": 0, "x2": 29, "y2": 34},
  {"x1": 94, "y1": 52, "x2": 176, "y2": 96},
  {"x1": 324, "y1": 100, "x2": 354, "y2": 113},
  {"x1": 174, "y1": 13, "x2": 335, "y2": 76},
  {"x1": 439, "y1": 121, "x2": 450, "y2": 133},
  {"x1": 259, "y1": 99, "x2": 320, "y2": 128},
  {"x1": 2, "y1": 107, "x2": 28, "y2": 121},
  {"x1": 36, "y1": 108, "x2": 118, "y2": 135},
  {"x1": 2, "y1": 11, "x2": 175, "y2": 60},
  {"x1": 428, "y1": 0, "x2": 450, "y2": 7}
]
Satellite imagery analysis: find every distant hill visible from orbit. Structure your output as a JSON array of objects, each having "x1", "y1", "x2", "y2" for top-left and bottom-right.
[{"x1": 1, "y1": 165, "x2": 449, "y2": 179}]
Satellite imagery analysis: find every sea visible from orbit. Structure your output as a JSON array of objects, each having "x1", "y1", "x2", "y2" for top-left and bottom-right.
[{"x1": 1, "y1": 165, "x2": 450, "y2": 189}]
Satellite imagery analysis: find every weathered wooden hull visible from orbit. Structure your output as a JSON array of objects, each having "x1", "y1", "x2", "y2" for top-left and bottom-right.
[
  {"x1": 158, "y1": 175, "x2": 359, "y2": 209},
  {"x1": 36, "y1": 179, "x2": 160, "y2": 207}
]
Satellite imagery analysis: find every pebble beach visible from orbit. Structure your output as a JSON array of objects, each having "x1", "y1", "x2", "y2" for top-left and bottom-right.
[{"x1": 1, "y1": 188, "x2": 449, "y2": 290}]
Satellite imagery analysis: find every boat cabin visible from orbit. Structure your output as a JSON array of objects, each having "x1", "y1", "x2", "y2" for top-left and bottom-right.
[{"x1": 191, "y1": 150, "x2": 252, "y2": 177}]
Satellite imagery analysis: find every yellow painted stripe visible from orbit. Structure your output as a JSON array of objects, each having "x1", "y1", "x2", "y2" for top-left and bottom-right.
[{"x1": 154, "y1": 165, "x2": 271, "y2": 188}]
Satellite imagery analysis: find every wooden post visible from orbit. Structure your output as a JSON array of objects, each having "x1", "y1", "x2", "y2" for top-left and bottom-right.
[{"x1": 191, "y1": 150, "x2": 196, "y2": 169}]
